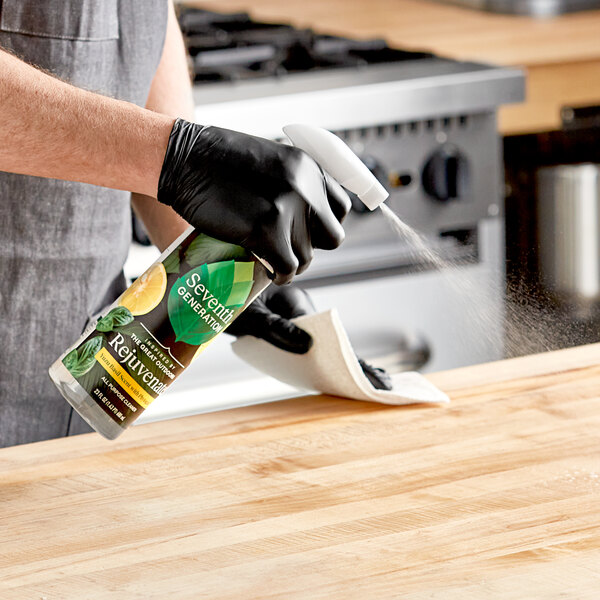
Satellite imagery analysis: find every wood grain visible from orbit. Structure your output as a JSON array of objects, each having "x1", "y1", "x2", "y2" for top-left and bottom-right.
[
  {"x1": 187, "y1": 0, "x2": 600, "y2": 135},
  {"x1": 1, "y1": 344, "x2": 600, "y2": 598}
]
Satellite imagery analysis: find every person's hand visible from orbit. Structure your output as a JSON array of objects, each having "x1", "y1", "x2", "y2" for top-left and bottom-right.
[
  {"x1": 226, "y1": 286, "x2": 393, "y2": 391},
  {"x1": 157, "y1": 119, "x2": 351, "y2": 285},
  {"x1": 226, "y1": 286, "x2": 315, "y2": 354}
]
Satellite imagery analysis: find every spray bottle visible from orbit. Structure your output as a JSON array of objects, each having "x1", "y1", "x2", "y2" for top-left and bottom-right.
[{"x1": 49, "y1": 125, "x2": 388, "y2": 439}]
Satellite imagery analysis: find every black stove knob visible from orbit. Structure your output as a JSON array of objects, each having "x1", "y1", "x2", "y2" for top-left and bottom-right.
[
  {"x1": 349, "y1": 155, "x2": 388, "y2": 215},
  {"x1": 422, "y1": 146, "x2": 469, "y2": 202}
]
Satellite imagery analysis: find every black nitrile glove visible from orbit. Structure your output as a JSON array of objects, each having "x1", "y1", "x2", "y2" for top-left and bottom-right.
[
  {"x1": 227, "y1": 286, "x2": 393, "y2": 391},
  {"x1": 158, "y1": 119, "x2": 351, "y2": 285},
  {"x1": 357, "y1": 359, "x2": 393, "y2": 391},
  {"x1": 226, "y1": 286, "x2": 315, "y2": 354}
]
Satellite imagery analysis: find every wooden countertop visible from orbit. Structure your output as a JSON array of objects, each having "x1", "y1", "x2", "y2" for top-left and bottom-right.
[
  {"x1": 2, "y1": 344, "x2": 600, "y2": 598},
  {"x1": 191, "y1": 0, "x2": 600, "y2": 135}
]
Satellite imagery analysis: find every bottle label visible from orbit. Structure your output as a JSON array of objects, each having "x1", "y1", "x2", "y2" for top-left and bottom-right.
[{"x1": 61, "y1": 232, "x2": 268, "y2": 428}]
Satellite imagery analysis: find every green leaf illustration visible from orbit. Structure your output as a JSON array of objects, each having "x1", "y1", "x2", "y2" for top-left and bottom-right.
[
  {"x1": 96, "y1": 306, "x2": 134, "y2": 332},
  {"x1": 63, "y1": 349, "x2": 79, "y2": 372},
  {"x1": 184, "y1": 234, "x2": 246, "y2": 267},
  {"x1": 163, "y1": 250, "x2": 181, "y2": 274},
  {"x1": 96, "y1": 314, "x2": 114, "y2": 332},
  {"x1": 63, "y1": 335, "x2": 103, "y2": 378},
  {"x1": 226, "y1": 262, "x2": 255, "y2": 306},
  {"x1": 110, "y1": 306, "x2": 134, "y2": 328},
  {"x1": 168, "y1": 260, "x2": 255, "y2": 345},
  {"x1": 200, "y1": 260, "x2": 235, "y2": 303},
  {"x1": 76, "y1": 336, "x2": 103, "y2": 371}
]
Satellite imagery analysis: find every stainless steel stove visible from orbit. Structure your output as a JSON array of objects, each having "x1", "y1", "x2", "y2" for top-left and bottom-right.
[
  {"x1": 184, "y1": 10, "x2": 523, "y2": 270},
  {"x1": 138, "y1": 8, "x2": 525, "y2": 424}
]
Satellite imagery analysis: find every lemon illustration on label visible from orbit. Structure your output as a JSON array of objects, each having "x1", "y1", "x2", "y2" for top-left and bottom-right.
[{"x1": 119, "y1": 263, "x2": 167, "y2": 316}]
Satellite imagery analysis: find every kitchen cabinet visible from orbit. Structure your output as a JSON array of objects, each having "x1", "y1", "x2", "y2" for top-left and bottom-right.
[
  {"x1": 189, "y1": 0, "x2": 600, "y2": 135},
  {"x1": 2, "y1": 343, "x2": 600, "y2": 597}
]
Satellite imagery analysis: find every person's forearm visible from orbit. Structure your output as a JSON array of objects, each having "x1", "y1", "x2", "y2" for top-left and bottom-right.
[
  {"x1": 131, "y1": 0, "x2": 194, "y2": 250},
  {"x1": 0, "y1": 48, "x2": 174, "y2": 197}
]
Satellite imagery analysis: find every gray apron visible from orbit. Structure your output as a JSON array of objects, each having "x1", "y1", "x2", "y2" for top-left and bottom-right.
[{"x1": 0, "y1": 0, "x2": 168, "y2": 447}]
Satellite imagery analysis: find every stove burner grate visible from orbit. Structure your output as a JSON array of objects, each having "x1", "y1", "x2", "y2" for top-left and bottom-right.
[{"x1": 178, "y1": 7, "x2": 432, "y2": 82}]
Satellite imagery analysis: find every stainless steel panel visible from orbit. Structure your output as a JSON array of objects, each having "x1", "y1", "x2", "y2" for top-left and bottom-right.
[
  {"x1": 292, "y1": 112, "x2": 502, "y2": 284},
  {"x1": 193, "y1": 59, "x2": 525, "y2": 138}
]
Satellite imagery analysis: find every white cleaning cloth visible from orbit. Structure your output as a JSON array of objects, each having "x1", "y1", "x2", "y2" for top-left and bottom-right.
[{"x1": 231, "y1": 309, "x2": 449, "y2": 405}]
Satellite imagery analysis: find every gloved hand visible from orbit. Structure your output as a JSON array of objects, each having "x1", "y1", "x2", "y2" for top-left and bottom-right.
[
  {"x1": 157, "y1": 119, "x2": 351, "y2": 285},
  {"x1": 226, "y1": 285, "x2": 393, "y2": 391},
  {"x1": 226, "y1": 285, "x2": 315, "y2": 354}
]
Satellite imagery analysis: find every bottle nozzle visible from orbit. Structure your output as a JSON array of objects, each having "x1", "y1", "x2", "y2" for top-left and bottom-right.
[
  {"x1": 283, "y1": 124, "x2": 389, "y2": 210},
  {"x1": 359, "y1": 180, "x2": 389, "y2": 211}
]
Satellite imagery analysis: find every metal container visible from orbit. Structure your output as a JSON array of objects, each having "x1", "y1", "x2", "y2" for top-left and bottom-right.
[
  {"x1": 537, "y1": 164, "x2": 600, "y2": 312},
  {"x1": 432, "y1": 0, "x2": 600, "y2": 17}
]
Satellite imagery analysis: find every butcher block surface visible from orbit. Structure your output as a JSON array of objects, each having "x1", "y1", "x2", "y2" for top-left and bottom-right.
[{"x1": 1, "y1": 344, "x2": 600, "y2": 598}]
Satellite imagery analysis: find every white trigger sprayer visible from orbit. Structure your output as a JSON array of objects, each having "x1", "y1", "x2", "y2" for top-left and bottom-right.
[{"x1": 284, "y1": 123, "x2": 389, "y2": 210}]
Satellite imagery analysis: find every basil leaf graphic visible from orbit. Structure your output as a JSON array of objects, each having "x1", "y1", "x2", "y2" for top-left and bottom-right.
[
  {"x1": 64, "y1": 336, "x2": 103, "y2": 378},
  {"x1": 163, "y1": 250, "x2": 181, "y2": 274},
  {"x1": 63, "y1": 349, "x2": 79, "y2": 372},
  {"x1": 96, "y1": 306, "x2": 133, "y2": 332},
  {"x1": 96, "y1": 315, "x2": 114, "y2": 332},
  {"x1": 184, "y1": 234, "x2": 246, "y2": 267},
  {"x1": 78, "y1": 336, "x2": 103, "y2": 364},
  {"x1": 109, "y1": 306, "x2": 134, "y2": 328}
]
